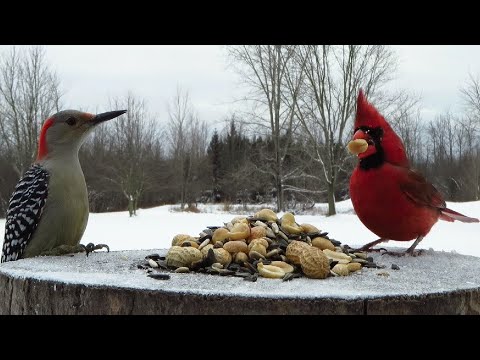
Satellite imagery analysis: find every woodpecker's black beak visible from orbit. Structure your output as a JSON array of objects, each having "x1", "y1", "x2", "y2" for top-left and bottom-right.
[{"x1": 92, "y1": 110, "x2": 127, "y2": 125}]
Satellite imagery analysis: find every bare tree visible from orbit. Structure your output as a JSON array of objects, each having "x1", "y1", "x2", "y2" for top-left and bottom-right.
[
  {"x1": 460, "y1": 72, "x2": 480, "y2": 125},
  {"x1": 456, "y1": 74, "x2": 480, "y2": 199},
  {"x1": 0, "y1": 46, "x2": 62, "y2": 176},
  {"x1": 387, "y1": 92, "x2": 423, "y2": 164},
  {"x1": 457, "y1": 116, "x2": 480, "y2": 200},
  {"x1": 293, "y1": 45, "x2": 397, "y2": 215},
  {"x1": 166, "y1": 87, "x2": 209, "y2": 209},
  {"x1": 227, "y1": 45, "x2": 304, "y2": 211},
  {"x1": 422, "y1": 111, "x2": 480, "y2": 200},
  {"x1": 106, "y1": 93, "x2": 160, "y2": 216}
]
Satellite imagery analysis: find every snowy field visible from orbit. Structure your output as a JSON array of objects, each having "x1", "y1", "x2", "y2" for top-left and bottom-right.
[{"x1": 1, "y1": 199, "x2": 479, "y2": 257}]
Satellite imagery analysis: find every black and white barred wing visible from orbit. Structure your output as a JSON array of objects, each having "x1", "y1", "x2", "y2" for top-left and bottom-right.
[{"x1": 1, "y1": 165, "x2": 49, "y2": 262}]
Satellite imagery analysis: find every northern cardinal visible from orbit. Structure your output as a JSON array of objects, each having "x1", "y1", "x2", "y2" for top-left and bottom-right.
[{"x1": 348, "y1": 90, "x2": 479, "y2": 255}]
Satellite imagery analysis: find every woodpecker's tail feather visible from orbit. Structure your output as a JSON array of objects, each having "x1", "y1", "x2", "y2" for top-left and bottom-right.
[{"x1": 440, "y1": 208, "x2": 479, "y2": 223}]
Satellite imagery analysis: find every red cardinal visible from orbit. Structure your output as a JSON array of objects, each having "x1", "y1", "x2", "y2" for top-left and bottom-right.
[{"x1": 348, "y1": 90, "x2": 479, "y2": 255}]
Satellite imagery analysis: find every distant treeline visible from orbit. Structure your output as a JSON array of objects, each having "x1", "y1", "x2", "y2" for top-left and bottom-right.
[{"x1": 0, "y1": 45, "x2": 479, "y2": 218}]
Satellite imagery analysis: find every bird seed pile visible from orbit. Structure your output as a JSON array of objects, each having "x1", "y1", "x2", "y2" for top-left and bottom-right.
[{"x1": 138, "y1": 209, "x2": 384, "y2": 282}]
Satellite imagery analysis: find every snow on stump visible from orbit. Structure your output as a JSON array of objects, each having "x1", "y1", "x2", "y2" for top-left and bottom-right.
[{"x1": 1, "y1": 248, "x2": 480, "y2": 315}]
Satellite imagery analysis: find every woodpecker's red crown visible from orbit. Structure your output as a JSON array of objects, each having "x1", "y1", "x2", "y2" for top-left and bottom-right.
[{"x1": 36, "y1": 109, "x2": 126, "y2": 161}]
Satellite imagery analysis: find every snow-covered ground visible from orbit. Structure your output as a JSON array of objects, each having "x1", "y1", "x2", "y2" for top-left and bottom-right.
[{"x1": 1, "y1": 199, "x2": 479, "y2": 256}]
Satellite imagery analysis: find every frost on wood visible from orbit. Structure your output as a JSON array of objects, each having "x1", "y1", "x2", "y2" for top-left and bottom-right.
[
  {"x1": 2, "y1": 248, "x2": 480, "y2": 314},
  {"x1": 1, "y1": 248, "x2": 480, "y2": 300}
]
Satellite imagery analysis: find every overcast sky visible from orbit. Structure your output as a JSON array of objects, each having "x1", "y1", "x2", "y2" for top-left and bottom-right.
[
  {"x1": 391, "y1": 45, "x2": 480, "y2": 120},
  {"x1": 1, "y1": 45, "x2": 480, "y2": 127},
  {"x1": 44, "y1": 45, "x2": 242, "y2": 128}
]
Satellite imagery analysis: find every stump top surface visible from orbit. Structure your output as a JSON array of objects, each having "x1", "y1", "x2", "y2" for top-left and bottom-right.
[{"x1": 1, "y1": 248, "x2": 480, "y2": 300}]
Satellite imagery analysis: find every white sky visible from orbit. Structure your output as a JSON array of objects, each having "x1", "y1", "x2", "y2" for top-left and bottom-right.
[
  {"x1": 2, "y1": 45, "x2": 480, "y2": 126},
  {"x1": 43, "y1": 45, "x2": 243, "y2": 129},
  {"x1": 389, "y1": 45, "x2": 480, "y2": 121}
]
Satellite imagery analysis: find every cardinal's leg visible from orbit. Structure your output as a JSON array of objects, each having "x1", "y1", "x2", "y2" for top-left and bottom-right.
[
  {"x1": 405, "y1": 236, "x2": 424, "y2": 256},
  {"x1": 382, "y1": 236, "x2": 425, "y2": 257},
  {"x1": 354, "y1": 238, "x2": 389, "y2": 252}
]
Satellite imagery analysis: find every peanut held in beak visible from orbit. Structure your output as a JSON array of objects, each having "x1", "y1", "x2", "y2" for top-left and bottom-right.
[{"x1": 347, "y1": 139, "x2": 368, "y2": 155}]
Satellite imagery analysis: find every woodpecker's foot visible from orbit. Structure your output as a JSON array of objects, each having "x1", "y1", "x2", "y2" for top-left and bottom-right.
[
  {"x1": 39, "y1": 244, "x2": 88, "y2": 257},
  {"x1": 80, "y1": 243, "x2": 110, "y2": 257}
]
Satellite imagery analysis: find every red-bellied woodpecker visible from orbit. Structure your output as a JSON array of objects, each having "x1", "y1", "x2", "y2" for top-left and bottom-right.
[{"x1": 1, "y1": 109, "x2": 126, "y2": 263}]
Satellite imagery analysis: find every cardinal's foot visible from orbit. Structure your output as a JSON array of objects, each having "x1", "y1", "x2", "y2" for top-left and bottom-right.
[
  {"x1": 39, "y1": 244, "x2": 87, "y2": 256},
  {"x1": 80, "y1": 243, "x2": 110, "y2": 257},
  {"x1": 353, "y1": 238, "x2": 389, "y2": 253},
  {"x1": 356, "y1": 247, "x2": 388, "y2": 253},
  {"x1": 380, "y1": 248, "x2": 425, "y2": 257},
  {"x1": 405, "y1": 248, "x2": 425, "y2": 257}
]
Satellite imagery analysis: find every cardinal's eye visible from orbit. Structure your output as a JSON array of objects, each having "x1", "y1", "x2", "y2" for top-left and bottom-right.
[
  {"x1": 355, "y1": 126, "x2": 373, "y2": 135},
  {"x1": 66, "y1": 117, "x2": 77, "y2": 126},
  {"x1": 370, "y1": 127, "x2": 383, "y2": 138}
]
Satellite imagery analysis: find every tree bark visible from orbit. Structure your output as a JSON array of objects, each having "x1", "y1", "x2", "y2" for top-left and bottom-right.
[{"x1": 327, "y1": 181, "x2": 336, "y2": 216}]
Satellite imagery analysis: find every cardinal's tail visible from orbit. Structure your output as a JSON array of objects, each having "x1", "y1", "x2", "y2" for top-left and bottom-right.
[{"x1": 440, "y1": 208, "x2": 480, "y2": 223}]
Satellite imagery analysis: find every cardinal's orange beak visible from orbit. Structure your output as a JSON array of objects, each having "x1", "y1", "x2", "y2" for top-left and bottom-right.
[{"x1": 347, "y1": 139, "x2": 368, "y2": 155}]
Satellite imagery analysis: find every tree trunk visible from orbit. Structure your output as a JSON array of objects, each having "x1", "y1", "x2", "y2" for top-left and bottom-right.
[
  {"x1": 327, "y1": 181, "x2": 336, "y2": 216},
  {"x1": 276, "y1": 176, "x2": 284, "y2": 212},
  {"x1": 180, "y1": 177, "x2": 186, "y2": 210},
  {"x1": 128, "y1": 196, "x2": 134, "y2": 217},
  {"x1": 133, "y1": 195, "x2": 138, "y2": 216}
]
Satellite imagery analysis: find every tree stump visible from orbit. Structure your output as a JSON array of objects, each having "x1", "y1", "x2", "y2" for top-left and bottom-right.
[{"x1": 1, "y1": 249, "x2": 480, "y2": 315}]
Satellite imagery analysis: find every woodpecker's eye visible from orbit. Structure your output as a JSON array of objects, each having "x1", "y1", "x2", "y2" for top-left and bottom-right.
[{"x1": 66, "y1": 117, "x2": 77, "y2": 126}]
